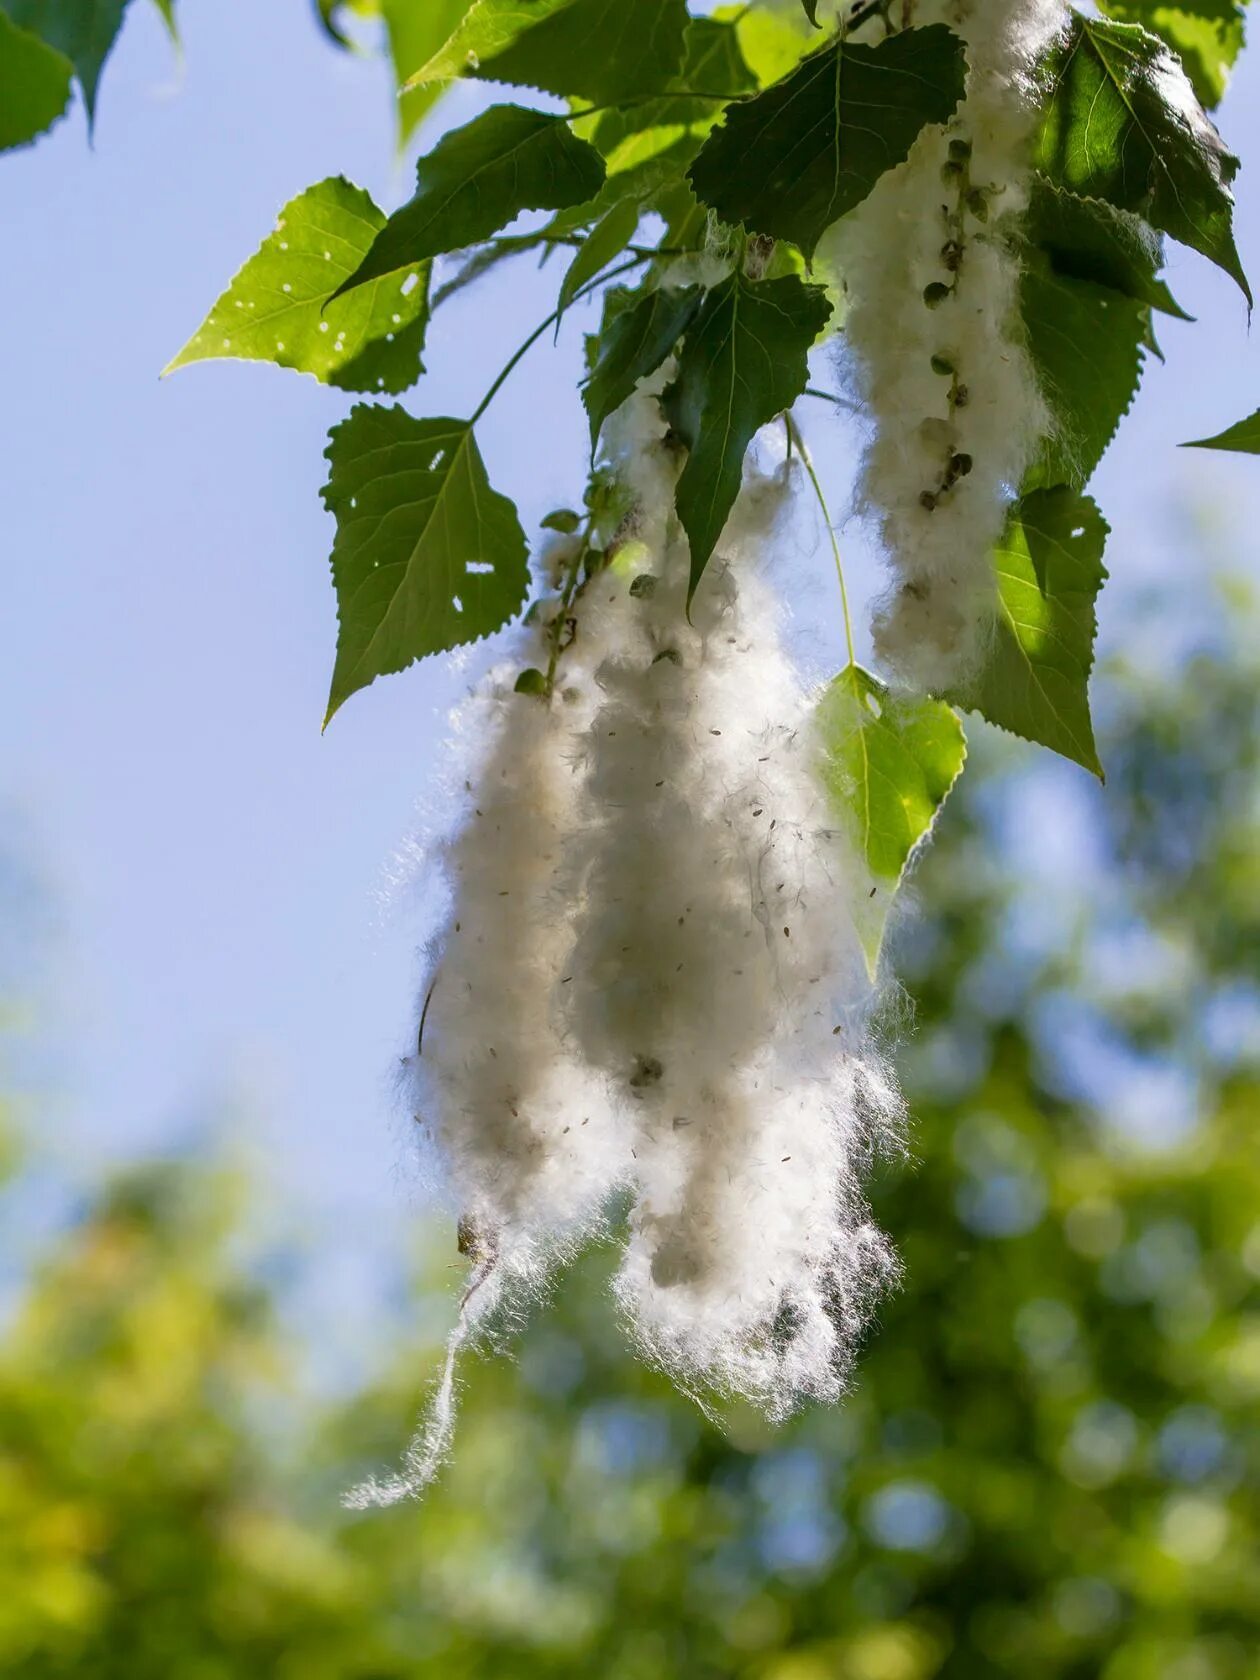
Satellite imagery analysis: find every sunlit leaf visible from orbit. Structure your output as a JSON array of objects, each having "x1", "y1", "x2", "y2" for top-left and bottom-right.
[
  {"x1": 1034, "y1": 14, "x2": 1249, "y2": 302},
  {"x1": 412, "y1": 0, "x2": 688, "y2": 105},
  {"x1": 1098, "y1": 0, "x2": 1246, "y2": 108},
  {"x1": 818, "y1": 664, "x2": 966, "y2": 971},
  {"x1": 164, "y1": 178, "x2": 430, "y2": 395}
]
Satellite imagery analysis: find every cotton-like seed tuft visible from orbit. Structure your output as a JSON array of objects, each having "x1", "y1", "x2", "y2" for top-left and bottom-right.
[
  {"x1": 827, "y1": 0, "x2": 1067, "y2": 693},
  {"x1": 356, "y1": 382, "x2": 906, "y2": 1501}
]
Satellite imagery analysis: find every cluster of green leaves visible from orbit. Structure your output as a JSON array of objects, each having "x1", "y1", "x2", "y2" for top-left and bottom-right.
[
  {"x1": 4, "y1": 577, "x2": 1260, "y2": 1677},
  {"x1": 158, "y1": 1, "x2": 1249, "y2": 945}
]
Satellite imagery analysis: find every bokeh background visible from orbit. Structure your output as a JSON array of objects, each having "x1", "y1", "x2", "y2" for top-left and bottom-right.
[{"x1": 2, "y1": 4, "x2": 1259, "y2": 1675}]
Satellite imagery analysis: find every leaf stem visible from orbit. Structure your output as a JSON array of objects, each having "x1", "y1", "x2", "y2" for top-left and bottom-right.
[
  {"x1": 543, "y1": 523, "x2": 593, "y2": 698},
  {"x1": 786, "y1": 412, "x2": 857, "y2": 667},
  {"x1": 470, "y1": 255, "x2": 647, "y2": 425}
]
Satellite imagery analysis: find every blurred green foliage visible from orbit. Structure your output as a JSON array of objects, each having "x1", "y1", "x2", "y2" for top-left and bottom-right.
[{"x1": 2, "y1": 580, "x2": 1258, "y2": 1680}]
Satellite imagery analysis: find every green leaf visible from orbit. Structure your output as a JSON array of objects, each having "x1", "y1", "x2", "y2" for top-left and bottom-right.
[
  {"x1": 413, "y1": 0, "x2": 688, "y2": 105},
  {"x1": 1097, "y1": 0, "x2": 1245, "y2": 109},
  {"x1": 556, "y1": 199, "x2": 642, "y2": 325},
  {"x1": 0, "y1": 10, "x2": 73, "y2": 152},
  {"x1": 1182, "y1": 408, "x2": 1260, "y2": 451},
  {"x1": 583, "y1": 283, "x2": 704, "y2": 447},
  {"x1": 799, "y1": 0, "x2": 821, "y2": 25},
  {"x1": 664, "y1": 273, "x2": 831, "y2": 597},
  {"x1": 1033, "y1": 14, "x2": 1249, "y2": 303},
  {"x1": 1026, "y1": 178, "x2": 1190, "y2": 319},
  {"x1": 322, "y1": 407, "x2": 529, "y2": 723},
  {"x1": 380, "y1": 0, "x2": 465, "y2": 147},
  {"x1": 688, "y1": 25, "x2": 967, "y2": 261},
  {"x1": 580, "y1": 16, "x2": 757, "y2": 176},
  {"x1": 163, "y1": 178, "x2": 430, "y2": 395},
  {"x1": 409, "y1": 0, "x2": 575, "y2": 81},
  {"x1": 945, "y1": 487, "x2": 1110, "y2": 777},
  {"x1": 818, "y1": 664, "x2": 966, "y2": 972},
  {"x1": 1021, "y1": 259, "x2": 1148, "y2": 492},
  {"x1": 330, "y1": 106, "x2": 605, "y2": 299},
  {"x1": 4, "y1": 0, "x2": 128, "y2": 129}
]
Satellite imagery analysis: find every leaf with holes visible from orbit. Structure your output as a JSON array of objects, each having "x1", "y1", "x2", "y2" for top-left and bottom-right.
[
  {"x1": 946, "y1": 488, "x2": 1110, "y2": 777},
  {"x1": 818, "y1": 665, "x2": 966, "y2": 972},
  {"x1": 664, "y1": 273, "x2": 831, "y2": 596},
  {"x1": 0, "y1": 10, "x2": 72, "y2": 152},
  {"x1": 1183, "y1": 408, "x2": 1260, "y2": 450},
  {"x1": 330, "y1": 106, "x2": 605, "y2": 300},
  {"x1": 583, "y1": 283, "x2": 703, "y2": 447},
  {"x1": 164, "y1": 178, "x2": 430, "y2": 395},
  {"x1": 1097, "y1": 0, "x2": 1246, "y2": 109},
  {"x1": 4, "y1": 0, "x2": 128, "y2": 128},
  {"x1": 1034, "y1": 14, "x2": 1249, "y2": 302},
  {"x1": 322, "y1": 407, "x2": 529, "y2": 723},
  {"x1": 412, "y1": 0, "x2": 688, "y2": 105},
  {"x1": 688, "y1": 25, "x2": 967, "y2": 260}
]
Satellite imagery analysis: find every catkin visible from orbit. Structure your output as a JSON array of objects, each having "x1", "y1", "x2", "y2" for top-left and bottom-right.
[{"x1": 827, "y1": 0, "x2": 1066, "y2": 692}]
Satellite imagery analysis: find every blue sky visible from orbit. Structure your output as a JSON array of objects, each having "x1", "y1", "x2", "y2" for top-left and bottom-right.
[{"x1": 3, "y1": 2, "x2": 1260, "y2": 1327}]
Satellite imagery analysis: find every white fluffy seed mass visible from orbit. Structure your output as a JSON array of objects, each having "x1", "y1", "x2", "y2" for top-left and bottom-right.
[
  {"x1": 827, "y1": 0, "x2": 1066, "y2": 692},
  {"x1": 562, "y1": 393, "x2": 902, "y2": 1413},
  {"x1": 359, "y1": 391, "x2": 905, "y2": 1502}
]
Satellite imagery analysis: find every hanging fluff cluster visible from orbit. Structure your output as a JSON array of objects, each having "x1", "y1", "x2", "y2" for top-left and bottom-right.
[
  {"x1": 353, "y1": 384, "x2": 904, "y2": 1504},
  {"x1": 826, "y1": 0, "x2": 1067, "y2": 693}
]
